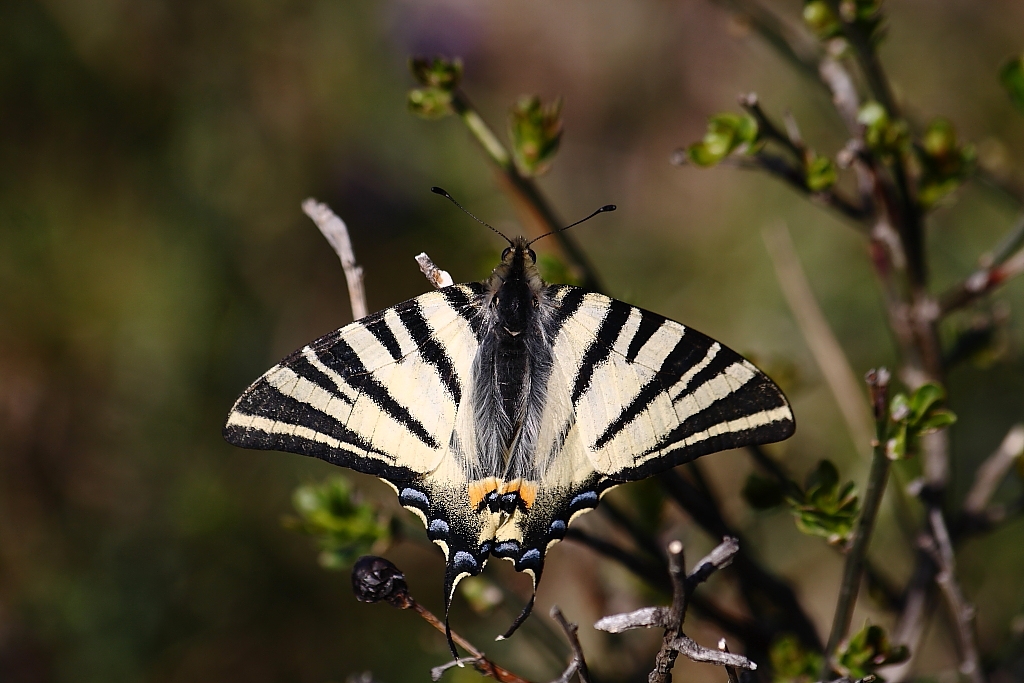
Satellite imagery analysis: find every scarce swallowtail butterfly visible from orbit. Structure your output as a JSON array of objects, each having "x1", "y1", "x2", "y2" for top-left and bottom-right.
[{"x1": 224, "y1": 188, "x2": 795, "y2": 654}]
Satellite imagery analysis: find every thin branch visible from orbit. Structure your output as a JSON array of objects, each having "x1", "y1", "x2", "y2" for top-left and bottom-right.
[
  {"x1": 823, "y1": 368, "x2": 892, "y2": 677},
  {"x1": 448, "y1": 91, "x2": 603, "y2": 291},
  {"x1": 763, "y1": 221, "x2": 875, "y2": 457},
  {"x1": 549, "y1": 606, "x2": 593, "y2": 683},
  {"x1": 351, "y1": 557, "x2": 532, "y2": 683},
  {"x1": 416, "y1": 252, "x2": 455, "y2": 289},
  {"x1": 963, "y1": 424, "x2": 1024, "y2": 516},
  {"x1": 302, "y1": 198, "x2": 368, "y2": 320},
  {"x1": 708, "y1": 0, "x2": 823, "y2": 83},
  {"x1": 819, "y1": 54, "x2": 861, "y2": 133},
  {"x1": 925, "y1": 510, "x2": 985, "y2": 683},
  {"x1": 739, "y1": 92, "x2": 805, "y2": 160},
  {"x1": 718, "y1": 639, "x2": 742, "y2": 683},
  {"x1": 596, "y1": 539, "x2": 757, "y2": 682},
  {"x1": 939, "y1": 213, "x2": 1024, "y2": 314}
]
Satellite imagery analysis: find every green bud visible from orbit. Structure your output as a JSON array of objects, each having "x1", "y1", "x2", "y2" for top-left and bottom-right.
[
  {"x1": 805, "y1": 154, "x2": 838, "y2": 191},
  {"x1": 858, "y1": 102, "x2": 907, "y2": 155},
  {"x1": 917, "y1": 118, "x2": 976, "y2": 208},
  {"x1": 803, "y1": 1, "x2": 842, "y2": 39},
  {"x1": 836, "y1": 622, "x2": 910, "y2": 680},
  {"x1": 1000, "y1": 55, "x2": 1024, "y2": 115},
  {"x1": 508, "y1": 95, "x2": 563, "y2": 176},
  {"x1": 686, "y1": 113, "x2": 759, "y2": 167},
  {"x1": 409, "y1": 56, "x2": 463, "y2": 90},
  {"x1": 408, "y1": 87, "x2": 454, "y2": 119}
]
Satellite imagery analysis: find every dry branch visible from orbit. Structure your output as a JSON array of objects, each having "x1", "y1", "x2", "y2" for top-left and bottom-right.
[{"x1": 302, "y1": 198, "x2": 368, "y2": 320}]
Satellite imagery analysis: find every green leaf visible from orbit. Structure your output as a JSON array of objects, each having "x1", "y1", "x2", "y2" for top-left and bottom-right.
[
  {"x1": 1000, "y1": 56, "x2": 1024, "y2": 115},
  {"x1": 770, "y1": 634, "x2": 823, "y2": 683},
  {"x1": 286, "y1": 477, "x2": 391, "y2": 569},
  {"x1": 806, "y1": 154, "x2": 838, "y2": 191},
  {"x1": 917, "y1": 408, "x2": 957, "y2": 432},
  {"x1": 836, "y1": 622, "x2": 910, "y2": 680},
  {"x1": 743, "y1": 473, "x2": 786, "y2": 510},
  {"x1": 409, "y1": 56, "x2": 463, "y2": 90},
  {"x1": 407, "y1": 87, "x2": 454, "y2": 119},
  {"x1": 917, "y1": 118, "x2": 975, "y2": 208},
  {"x1": 508, "y1": 95, "x2": 563, "y2": 176},
  {"x1": 908, "y1": 382, "x2": 945, "y2": 421}
]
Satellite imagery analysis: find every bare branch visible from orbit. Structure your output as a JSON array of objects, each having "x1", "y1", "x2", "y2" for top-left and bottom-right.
[
  {"x1": 302, "y1": 198, "x2": 368, "y2": 320},
  {"x1": 718, "y1": 640, "x2": 742, "y2": 683},
  {"x1": 940, "y1": 213, "x2": 1024, "y2": 314},
  {"x1": 763, "y1": 222, "x2": 875, "y2": 457},
  {"x1": 432, "y1": 659, "x2": 477, "y2": 681},
  {"x1": 594, "y1": 606, "x2": 671, "y2": 634},
  {"x1": 925, "y1": 510, "x2": 984, "y2": 683},
  {"x1": 415, "y1": 252, "x2": 455, "y2": 289},
  {"x1": 963, "y1": 424, "x2": 1024, "y2": 516},
  {"x1": 818, "y1": 54, "x2": 861, "y2": 133},
  {"x1": 668, "y1": 635, "x2": 757, "y2": 670},
  {"x1": 685, "y1": 536, "x2": 740, "y2": 591},
  {"x1": 549, "y1": 606, "x2": 592, "y2": 683}
]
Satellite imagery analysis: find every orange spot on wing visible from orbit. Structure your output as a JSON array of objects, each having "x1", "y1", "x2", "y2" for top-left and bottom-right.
[
  {"x1": 518, "y1": 482, "x2": 537, "y2": 509},
  {"x1": 468, "y1": 477, "x2": 498, "y2": 509}
]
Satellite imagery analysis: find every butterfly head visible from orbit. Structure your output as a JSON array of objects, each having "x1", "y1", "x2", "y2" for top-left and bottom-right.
[{"x1": 490, "y1": 236, "x2": 544, "y2": 336}]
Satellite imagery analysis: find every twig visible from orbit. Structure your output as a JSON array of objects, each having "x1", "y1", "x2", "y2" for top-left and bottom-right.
[
  {"x1": 819, "y1": 54, "x2": 861, "y2": 133},
  {"x1": 940, "y1": 213, "x2": 1024, "y2": 314},
  {"x1": 302, "y1": 198, "x2": 368, "y2": 320},
  {"x1": 822, "y1": 368, "x2": 892, "y2": 677},
  {"x1": 718, "y1": 639, "x2": 741, "y2": 683},
  {"x1": 549, "y1": 606, "x2": 592, "y2": 683},
  {"x1": 596, "y1": 539, "x2": 756, "y2": 682},
  {"x1": 448, "y1": 91, "x2": 603, "y2": 291},
  {"x1": 416, "y1": 252, "x2": 454, "y2": 289},
  {"x1": 565, "y1": 528, "x2": 758, "y2": 644},
  {"x1": 925, "y1": 509, "x2": 985, "y2": 683},
  {"x1": 708, "y1": 0, "x2": 822, "y2": 83},
  {"x1": 963, "y1": 424, "x2": 1024, "y2": 517},
  {"x1": 763, "y1": 222, "x2": 875, "y2": 457},
  {"x1": 658, "y1": 470, "x2": 823, "y2": 653},
  {"x1": 351, "y1": 557, "x2": 531, "y2": 683},
  {"x1": 739, "y1": 92, "x2": 804, "y2": 160}
]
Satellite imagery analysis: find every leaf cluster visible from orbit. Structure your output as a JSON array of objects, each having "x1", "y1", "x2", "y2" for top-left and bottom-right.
[
  {"x1": 284, "y1": 477, "x2": 393, "y2": 569},
  {"x1": 407, "y1": 57, "x2": 463, "y2": 119},
  {"x1": 685, "y1": 113, "x2": 759, "y2": 167},
  {"x1": 834, "y1": 622, "x2": 909, "y2": 680},
  {"x1": 886, "y1": 383, "x2": 957, "y2": 461},
  {"x1": 508, "y1": 95, "x2": 563, "y2": 177},
  {"x1": 786, "y1": 460, "x2": 860, "y2": 546}
]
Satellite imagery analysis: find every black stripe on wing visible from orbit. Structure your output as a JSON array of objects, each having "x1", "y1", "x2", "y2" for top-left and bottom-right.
[
  {"x1": 398, "y1": 301, "x2": 463, "y2": 404},
  {"x1": 593, "y1": 327, "x2": 719, "y2": 449},
  {"x1": 316, "y1": 338, "x2": 441, "y2": 450},
  {"x1": 571, "y1": 299, "x2": 632, "y2": 406}
]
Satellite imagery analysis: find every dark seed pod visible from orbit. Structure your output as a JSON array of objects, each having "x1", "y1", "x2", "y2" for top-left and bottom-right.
[{"x1": 352, "y1": 555, "x2": 412, "y2": 608}]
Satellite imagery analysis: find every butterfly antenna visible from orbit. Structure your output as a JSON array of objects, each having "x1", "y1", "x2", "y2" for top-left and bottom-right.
[
  {"x1": 526, "y1": 204, "x2": 616, "y2": 247},
  {"x1": 431, "y1": 186, "x2": 513, "y2": 246}
]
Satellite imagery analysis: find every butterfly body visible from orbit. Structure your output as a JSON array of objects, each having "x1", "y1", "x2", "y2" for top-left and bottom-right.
[{"x1": 224, "y1": 235, "x2": 795, "y2": 647}]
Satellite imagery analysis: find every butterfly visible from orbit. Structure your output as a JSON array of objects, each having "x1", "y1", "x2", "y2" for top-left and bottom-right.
[{"x1": 223, "y1": 188, "x2": 795, "y2": 655}]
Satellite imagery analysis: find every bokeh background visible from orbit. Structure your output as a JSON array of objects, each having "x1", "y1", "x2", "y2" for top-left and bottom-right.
[{"x1": 3, "y1": 0, "x2": 1024, "y2": 681}]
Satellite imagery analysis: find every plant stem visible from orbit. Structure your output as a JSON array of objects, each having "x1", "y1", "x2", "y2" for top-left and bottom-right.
[
  {"x1": 822, "y1": 368, "x2": 892, "y2": 675},
  {"x1": 449, "y1": 91, "x2": 604, "y2": 291}
]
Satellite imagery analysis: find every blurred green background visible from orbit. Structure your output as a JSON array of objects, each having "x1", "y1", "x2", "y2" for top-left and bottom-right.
[{"x1": 3, "y1": 0, "x2": 1024, "y2": 681}]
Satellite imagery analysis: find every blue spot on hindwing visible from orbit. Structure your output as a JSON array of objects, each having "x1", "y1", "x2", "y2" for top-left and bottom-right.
[
  {"x1": 520, "y1": 549, "x2": 541, "y2": 564},
  {"x1": 453, "y1": 551, "x2": 477, "y2": 570},
  {"x1": 428, "y1": 519, "x2": 449, "y2": 535},
  {"x1": 549, "y1": 519, "x2": 566, "y2": 533},
  {"x1": 570, "y1": 490, "x2": 598, "y2": 508},
  {"x1": 400, "y1": 488, "x2": 429, "y2": 507}
]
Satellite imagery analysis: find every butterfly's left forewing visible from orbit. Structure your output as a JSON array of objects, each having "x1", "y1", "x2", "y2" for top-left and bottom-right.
[{"x1": 224, "y1": 284, "x2": 497, "y2": 580}]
